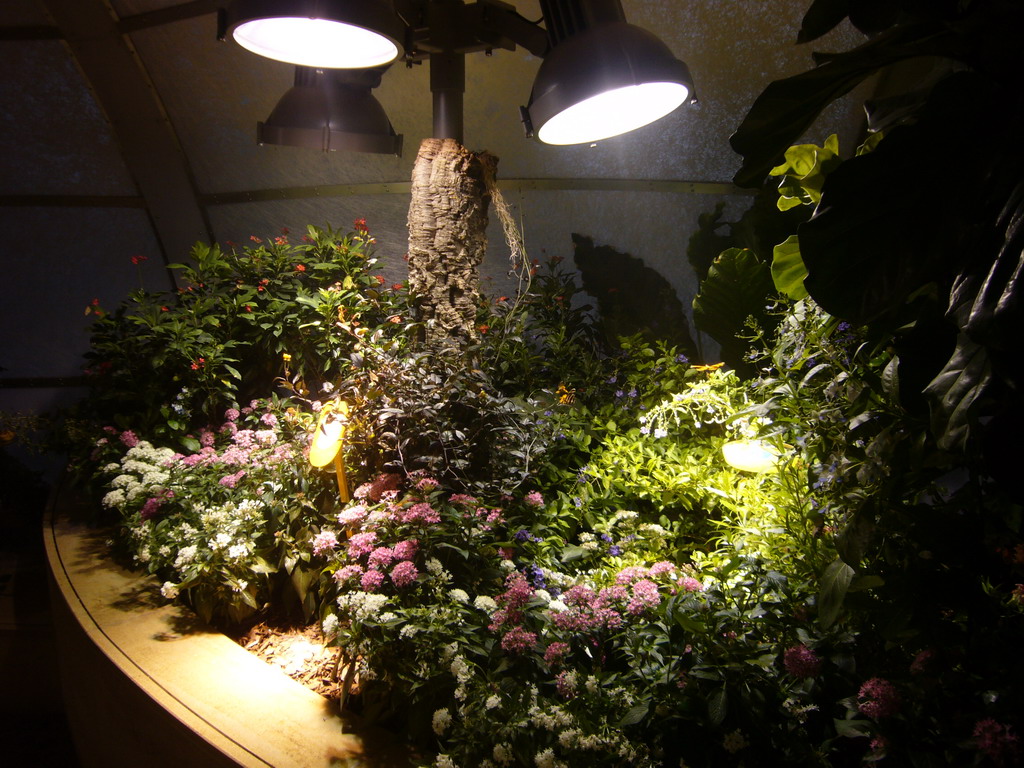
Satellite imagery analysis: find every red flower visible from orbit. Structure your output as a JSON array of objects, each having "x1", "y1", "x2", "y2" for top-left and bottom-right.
[
  {"x1": 497, "y1": 296, "x2": 509, "y2": 303},
  {"x1": 375, "y1": 275, "x2": 386, "y2": 285},
  {"x1": 160, "y1": 306, "x2": 169, "y2": 312},
  {"x1": 280, "y1": 226, "x2": 290, "y2": 235},
  {"x1": 391, "y1": 283, "x2": 403, "y2": 291},
  {"x1": 478, "y1": 324, "x2": 490, "y2": 334},
  {"x1": 190, "y1": 357, "x2": 206, "y2": 371},
  {"x1": 244, "y1": 304, "x2": 253, "y2": 312},
  {"x1": 130, "y1": 254, "x2": 148, "y2": 265},
  {"x1": 295, "y1": 264, "x2": 306, "y2": 272},
  {"x1": 249, "y1": 235, "x2": 262, "y2": 243},
  {"x1": 353, "y1": 218, "x2": 368, "y2": 232},
  {"x1": 275, "y1": 236, "x2": 288, "y2": 245},
  {"x1": 387, "y1": 315, "x2": 401, "y2": 324}
]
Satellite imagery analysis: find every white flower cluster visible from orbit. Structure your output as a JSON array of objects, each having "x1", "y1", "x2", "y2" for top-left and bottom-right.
[
  {"x1": 473, "y1": 595, "x2": 498, "y2": 613},
  {"x1": 101, "y1": 441, "x2": 175, "y2": 510},
  {"x1": 322, "y1": 613, "x2": 339, "y2": 637},
  {"x1": 432, "y1": 708, "x2": 454, "y2": 736},
  {"x1": 337, "y1": 591, "x2": 390, "y2": 621}
]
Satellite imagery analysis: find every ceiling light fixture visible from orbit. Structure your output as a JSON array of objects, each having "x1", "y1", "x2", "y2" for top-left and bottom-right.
[
  {"x1": 522, "y1": 0, "x2": 695, "y2": 145},
  {"x1": 257, "y1": 66, "x2": 403, "y2": 155},
  {"x1": 220, "y1": 0, "x2": 405, "y2": 69},
  {"x1": 223, "y1": 0, "x2": 694, "y2": 148}
]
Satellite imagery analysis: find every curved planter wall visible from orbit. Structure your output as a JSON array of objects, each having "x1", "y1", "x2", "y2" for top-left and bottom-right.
[{"x1": 44, "y1": 482, "x2": 411, "y2": 768}]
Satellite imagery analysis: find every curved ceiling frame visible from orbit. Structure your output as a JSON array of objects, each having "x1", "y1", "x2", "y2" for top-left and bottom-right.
[{"x1": 38, "y1": 0, "x2": 215, "y2": 281}]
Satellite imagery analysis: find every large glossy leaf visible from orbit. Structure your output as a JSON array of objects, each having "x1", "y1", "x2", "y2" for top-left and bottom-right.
[
  {"x1": 818, "y1": 558, "x2": 855, "y2": 629},
  {"x1": 797, "y1": 73, "x2": 992, "y2": 325},
  {"x1": 924, "y1": 181, "x2": 1024, "y2": 449},
  {"x1": 771, "y1": 235, "x2": 809, "y2": 300},
  {"x1": 692, "y1": 248, "x2": 775, "y2": 372},
  {"x1": 730, "y1": 22, "x2": 957, "y2": 188},
  {"x1": 923, "y1": 334, "x2": 992, "y2": 451}
]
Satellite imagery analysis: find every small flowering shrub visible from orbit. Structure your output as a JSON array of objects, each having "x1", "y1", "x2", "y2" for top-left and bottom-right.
[
  {"x1": 98, "y1": 398, "x2": 331, "y2": 624},
  {"x1": 75, "y1": 222, "x2": 407, "y2": 456},
  {"x1": 78, "y1": 212, "x2": 1024, "y2": 767}
]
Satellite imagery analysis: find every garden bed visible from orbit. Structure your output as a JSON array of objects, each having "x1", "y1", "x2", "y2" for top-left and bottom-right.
[{"x1": 43, "y1": 477, "x2": 412, "y2": 768}]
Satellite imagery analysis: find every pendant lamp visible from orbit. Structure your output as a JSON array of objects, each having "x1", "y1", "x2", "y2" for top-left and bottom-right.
[
  {"x1": 221, "y1": 0, "x2": 404, "y2": 69},
  {"x1": 258, "y1": 66, "x2": 403, "y2": 155},
  {"x1": 523, "y1": 0, "x2": 694, "y2": 145}
]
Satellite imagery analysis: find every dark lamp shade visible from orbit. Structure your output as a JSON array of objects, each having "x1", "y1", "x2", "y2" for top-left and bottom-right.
[
  {"x1": 526, "y1": 21, "x2": 694, "y2": 145},
  {"x1": 257, "y1": 69, "x2": 403, "y2": 155},
  {"x1": 225, "y1": 0, "x2": 403, "y2": 68}
]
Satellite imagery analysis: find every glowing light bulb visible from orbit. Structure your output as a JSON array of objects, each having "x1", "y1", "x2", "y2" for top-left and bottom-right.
[{"x1": 722, "y1": 440, "x2": 779, "y2": 473}]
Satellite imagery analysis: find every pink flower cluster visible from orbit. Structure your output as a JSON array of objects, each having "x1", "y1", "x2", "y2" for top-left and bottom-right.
[
  {"x1": 783, "y1": 644, "x2": 822, "y2": 678},
  {"x1": 627, "y1": 579, "x2": 661, "y2": 615},
  {"x1": 543, "y1": 641, "x2": 570, "y2": 666},
  {"x1": 857, "y1": 678, "x2": 901, "y2": 720},
  {"x1": 337, "y1": 504, "x2": 368, "y2": 526},
  {"x1": 551, "y1": 584, "x2": 624, "y2": 632},
  {"x1": 500, "y1": 625, "x2": 537, "y2": 654},
  {"x1": 488, "y1": 572, "x2": 540, "y2": 654},
  {"x1": 973, "y1": 718, "x2": 1019, "y2": 766},
  {"x1": 524, "y1": 490, "x2": 544, "y2": 508},
  {"x1": 312, "y1": 530, "x2": 339, "y2": 556},
  {"x1": 218, "y1": 469, "x2": 246, "y2": 488},
  {"x1": 139, "y1": 490, "x2": 173, "y2": 521},
  {"x1": 400, "y1": 502, "x2": 441, "y2": 525}
]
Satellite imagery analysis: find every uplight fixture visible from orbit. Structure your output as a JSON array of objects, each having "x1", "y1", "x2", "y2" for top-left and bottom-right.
[
  {"x1": 722, "y1": 440, "x2": 779, "y2": 474},
  {"x1": 220, "y1": 0, "x2": 404, "y2": 69},
  {"x1": 258, "y1": 66, "x2": 403, "y2": 155}
]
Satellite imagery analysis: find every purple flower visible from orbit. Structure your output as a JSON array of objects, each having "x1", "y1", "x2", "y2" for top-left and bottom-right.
[
  {"x1": 119, "y1": 430, "x2": 139, "y2": 447},
  {"x1": 260, "y1": 412, "x2": 278, "y2": 427},
  {"x1": 514, "y1": 528, "x2": 532, "y2": 542},
  {"x1": 783, "y1": 644, "x2": 822, "y2": 678},
  {"x1": 608, "y1": 545, "x2": 622, "y2": 556},
  {"x1": 390, "y1": 560, "x2": 419, "y2": 588},
  {"x1": 224, "y1": 408, "x2": 240, "y2": 422},
  {"x1": 199, "y1": 429, "x2": 216, "y2": 448},
  {"x1": 857, "y1": 678, "x2": 901, "y2": 720}
]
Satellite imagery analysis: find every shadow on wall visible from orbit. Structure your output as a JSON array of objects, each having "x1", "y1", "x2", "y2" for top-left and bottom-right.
[{"x1": 572, "y1": 233, "x2": 698, "y2": 360}]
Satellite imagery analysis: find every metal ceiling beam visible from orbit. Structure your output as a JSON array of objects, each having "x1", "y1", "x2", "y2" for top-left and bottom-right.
[{"x1": 39, "y1": 0, "x2": 213, "y2": 267}]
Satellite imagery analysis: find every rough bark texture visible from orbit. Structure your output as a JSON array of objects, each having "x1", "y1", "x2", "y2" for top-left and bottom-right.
[{"x1": 408, "y1": 138, "x2": 497, "y2": 349}]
